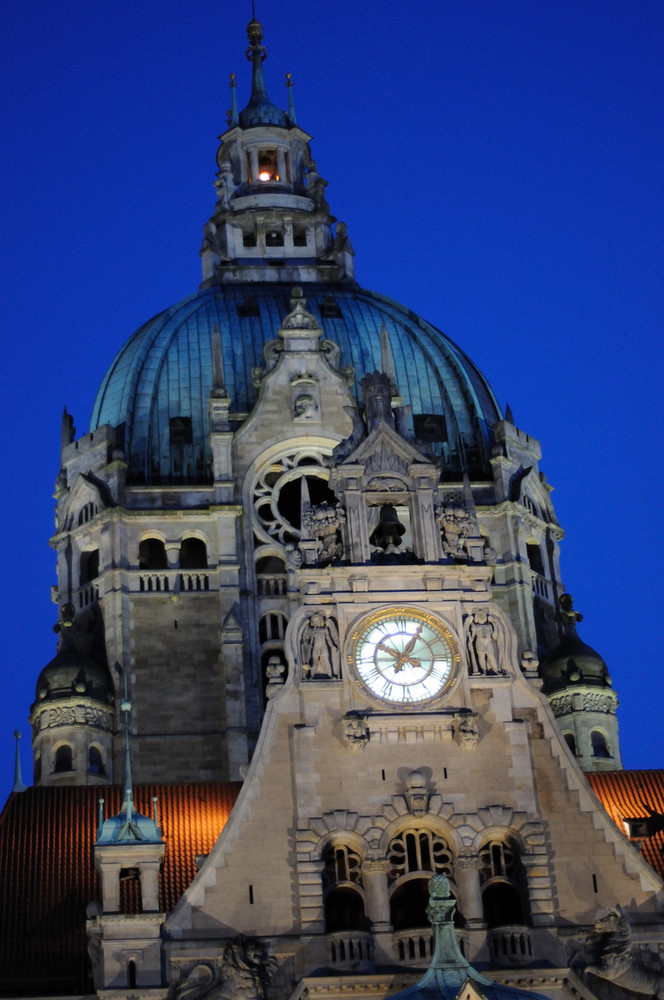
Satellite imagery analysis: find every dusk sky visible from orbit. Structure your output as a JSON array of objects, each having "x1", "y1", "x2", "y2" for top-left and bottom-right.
[{"x1": 1, "y1": 1, "x2": 662, "y2": 802}]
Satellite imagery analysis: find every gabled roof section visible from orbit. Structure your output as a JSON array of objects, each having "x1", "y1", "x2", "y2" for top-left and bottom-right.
[
  {"x1": 0, "y1": 782, "x2": 241, "y2": 996},
  {"x1": 587, "y1": 769, "x2": 664, "y2": 879}
]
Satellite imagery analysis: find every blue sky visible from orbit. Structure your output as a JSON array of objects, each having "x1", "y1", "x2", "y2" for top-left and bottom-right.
[{"x1": 1, "y1": 0, "x2": 663, "y2": 800}]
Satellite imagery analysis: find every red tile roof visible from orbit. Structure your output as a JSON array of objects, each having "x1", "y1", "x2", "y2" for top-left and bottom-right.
[
  {"x1": 0, "y1": 783, "x2": 241, "y2": 996},
  {"x1": 587, "y1": 769, "x2": 664, "y2": 878}
]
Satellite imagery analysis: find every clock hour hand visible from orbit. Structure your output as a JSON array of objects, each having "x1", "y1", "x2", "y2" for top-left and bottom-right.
[{"x1": 375, "y1": 641, "x2": 401, "y2": 659}]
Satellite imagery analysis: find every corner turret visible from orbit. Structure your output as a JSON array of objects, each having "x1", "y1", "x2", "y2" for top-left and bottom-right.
[{"x1": 539, "y1": 595, "x2": 622, "y2": 771}]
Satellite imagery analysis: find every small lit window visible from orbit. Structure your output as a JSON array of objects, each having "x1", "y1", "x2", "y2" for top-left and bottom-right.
[{"x1": 257, "y1": 150, "x2": 279, "y2": 182}]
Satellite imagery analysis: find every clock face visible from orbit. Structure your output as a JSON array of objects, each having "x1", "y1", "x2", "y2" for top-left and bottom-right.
[{"x1": 349, "y1": 608, "x2": 459, "y2": 705}]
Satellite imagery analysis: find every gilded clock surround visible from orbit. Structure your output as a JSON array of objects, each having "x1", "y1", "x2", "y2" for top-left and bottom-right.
[{"x1": 348, "y1": 606, "x2": 461, "y2": 707}]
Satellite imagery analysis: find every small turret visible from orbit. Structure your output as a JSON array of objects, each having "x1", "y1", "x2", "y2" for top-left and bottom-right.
[{"x1": 539, "y1": 595, "x2": 622, "y2": 771}]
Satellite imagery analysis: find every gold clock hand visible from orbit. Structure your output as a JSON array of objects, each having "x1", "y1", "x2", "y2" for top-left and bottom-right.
[{"x1": 375, "y1": 641, "x2": 401, "y2": 659}]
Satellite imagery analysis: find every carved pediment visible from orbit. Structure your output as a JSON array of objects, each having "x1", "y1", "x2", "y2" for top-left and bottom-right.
[{"x1": 334, "y1": 420, "x2": 435, "y2": 486}]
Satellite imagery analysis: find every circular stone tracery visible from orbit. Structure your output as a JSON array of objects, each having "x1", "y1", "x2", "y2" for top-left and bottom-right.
[{"x1": 251, "y1": 448, "x2": 336, "y2": 547}]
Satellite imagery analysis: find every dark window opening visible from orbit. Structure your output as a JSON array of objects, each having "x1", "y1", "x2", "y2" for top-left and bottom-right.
[
  {"x1": 324, "y1": 887, "x2": 366, "y2": 932},
  {"x1": 80, "y1": 549, "x2": 100, "y2": 585},
  {"x1": 54, "y1": 745, "x2": 73, "y2": 773},
  {"x1": 238, "y1": 296, "x2": 260, "y2": 316},
  {"x1": 34, "y1": 755, "x2": 41, "y2": 785},
  {"x1": 265, "y1": 229, "x2": 284, "y2": 247},
  {"x1": 276, "y1": 474, "x2": 337, "y2": 536},
  {"x1": 482, "y1": 883, "x2": 524, "y2": 928},
  {"x1": 563, "y1": 732, "x2": 577, "y2": 755},
  {"x1": 128, "y1": 961, "x2": 137, "y2": 988},
  {"x1": 591, "y1": 730, "x2": 611, "y2": 758},
  {"x1": 527, "y1": 543, "x2": 545, "y2": 576},
  {"x1": 413, "y1": 413, "x2": 448, "y2": 443},
  {"x1": 139, "y1": 538, "x2": 167, "y2": 570},
  {"x1": 390, "y1": 879, "x2": 463, "y2": 931},
  {"x1": 259, "y1": 612, "x2": 288, "y2": 643},
  {"x1": 180, "y1": 537, "x2": 207, "y2": 569},
  {"x1": 320, "y1": 296, "x2": 342, "y2": 318},
  {"x1": 293, "y1": 227, "x2": 307, "y2": 247},
  {"x1": 242, "y1": 230, "x2": 257, "y2": 248},
  {"x1": 88, "y1": 746, "x2": 105, "y2": 775}
]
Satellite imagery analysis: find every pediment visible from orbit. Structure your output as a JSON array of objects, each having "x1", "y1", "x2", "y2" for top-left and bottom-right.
[
  {"x1": 57, "y1": 470, "x2": 113, "y2": 532},
  {"x1": 511, "y1": 465, "x2": 557, "y2": 524},
  {"x1": 338, "y1": 419, "x2": 435, "y2": 477}
]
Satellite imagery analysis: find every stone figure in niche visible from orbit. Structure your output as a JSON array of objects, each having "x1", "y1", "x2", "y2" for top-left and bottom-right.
[
  {"x1": 466, "y1": 610, "x2": 506, "y2": 676},
  {"x1": 453, "y1": 713, "x2": 480, "y2": 749},
  {"x1": 342, "y1": 711, "x2": 370, "y2": 751},
  {"x1": 301, "y1": 502, "x2": 346, "y2": 566},
  {"x1": 436, "y1": 500, "x2": 474, "y2": 561},
  {"x1": 293, "y1": 393, "x2": 318, "y2": 420},
  {"x1": 216, "y1": 159, "x2": 235, "y2": 208},
  {"x1": 405, "y1": 769, "x2": 429, "y2": 816},
  {"x1": 322, "y1": 219, "x2": 355, "y2": 267},
  {"x1": 586, "y1": 909, "x2": 664, "y2": 997},
  {"x1": 301, "y1": 613, "x2": 340, "y2": 679}
]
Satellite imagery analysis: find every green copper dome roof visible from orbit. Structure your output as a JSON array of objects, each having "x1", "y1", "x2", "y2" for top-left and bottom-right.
[{"x1": 91, "y1": 283, "x2": 502, "y2": 486}]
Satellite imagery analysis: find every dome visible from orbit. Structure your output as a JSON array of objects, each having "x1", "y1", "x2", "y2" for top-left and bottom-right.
[
  {"x1": 33, "y1": 637, "x2": 113, "y2": 709},
  {"x1": 538, "y1": 629, "x2": 612, "y2": 694},
  {"x1": 91, "y1": 282, "x2": 502, "y2": 486}
]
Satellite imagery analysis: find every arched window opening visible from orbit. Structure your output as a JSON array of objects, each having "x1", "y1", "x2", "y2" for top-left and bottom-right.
[
  {"x1": 255, "y1": 555, "x2": 287, "y2": 596},
  {"x1": 482, "y1": 883, "x2": 524, "y2": 929},
  {"x1": 54, "y1": 745, "x2": 73, "y2": 773},
  {"x1": 388, "y1": 828, "x2": 453, "y2": 882},
  {"x1": 180, "y1": 537, "x2": 207, "y2": 569},
  {"x1": 390, "y1": 878, "x2": 464, "y2": 932},
  {"x1": 324, "y1": 887, "x2": 366, "y2": 932},
  {"x1": 88, "y1": 746, "x2": 105, "y2": 775},
  {"x1": 523, "y1": 496, "x2": 538, "y2": 518},
  {"x1": 479, "y1": 839, "x2": 528, "y2": 928},
  {"x1": 322, "y1": 844, "x2": 362, "y2": 890},
  {"x1": 563, "y1": 732, "x2": 577, "y2": 755},
  {"x1": 591, "y1": 730, "x2": 611, "y2": 758},
  {"x1": 78, "y1": 501, "x2": 97, "y2": 525},
  {"x1": 527, "y1": 543, "x2": 544, "y2": 576},
  {"x1": 259, "y1": 612, "x2": 288, "y2": 644},
  {"x1": 139, "y1": 538, "x2": 167, "y2": 570},
  {"x1": 128, "y1": 961, "x2": 137, "y2": 988},
  {"x1": 80, "y1": 549, "x2": 100, "y2": 585}
]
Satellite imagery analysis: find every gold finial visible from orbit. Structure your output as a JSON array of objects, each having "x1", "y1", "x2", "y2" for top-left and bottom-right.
[
  {"x1": 285, "y1": 72, "x2": 293, "y2": 88},
  {"x1": 229, "y1": 72, "x2": 236, "y2": 89}
]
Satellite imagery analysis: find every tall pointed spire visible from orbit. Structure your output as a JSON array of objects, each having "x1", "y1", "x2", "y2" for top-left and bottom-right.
[
  {"x1": 380, "y1": 323, "x2": 399, "y2": 396},
  {"x1": 239, "y1": 13, "x2": 288, "y2": 127}
]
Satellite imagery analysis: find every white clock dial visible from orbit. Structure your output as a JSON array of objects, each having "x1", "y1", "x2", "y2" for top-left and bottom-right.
[{"x1": 349, "y1": 608, "x2": 459, "y2": 705}]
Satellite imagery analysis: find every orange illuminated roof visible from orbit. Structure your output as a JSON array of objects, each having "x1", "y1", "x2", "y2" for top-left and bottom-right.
[
  {"x1": 587, "y1": 769, "x2": 664, "y2": 878},
  {"x1": 0, "y1": 782, "x2": 241, "y2": 996}
]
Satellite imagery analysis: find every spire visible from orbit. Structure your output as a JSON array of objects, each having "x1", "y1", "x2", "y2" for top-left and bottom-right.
[
  {"x1": 239, "y1": 13, "x2": 288, "y2": 127},
  {"x1": 227, "y1": 73, "x2": 238, "y2": 127},
  {"x1": 285, "y1": 73, "x2": 296, "y2": 124},
  {"x1": 211, "y1": 323, "x2": 229, "y2": 398},
  {"x1": 379, "y1": 324, "x2": 399, "y2": 397},
  {"x1": 12, "y1": 731, "x2": 27, "y2": 793}
]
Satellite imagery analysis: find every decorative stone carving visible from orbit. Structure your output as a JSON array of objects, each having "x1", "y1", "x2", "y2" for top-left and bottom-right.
[
  {"x1": 452, "y1": 713, "x2": 480, "y2": 749},
  {"x1": 265, "y1": 656, "x2": 286, "y2": 698},
  {"x1": 404, "y1": 769, "x2": 429, "y2": 815},
  {"x1": 292, "y1": 393, "x2": 318, "y2": 420},
  {"x1": 342, "y1": 712, "x2": 370, "y2": 751},
  {"x1": 300, "y1": 613, "x2": 340, "y2": 679},
  {"x1": 168, "y1": 939, "x2": 277, "y2": 1000},
  {"x1": 587, "y1": 910, "x2": 664, "y2": 997},
  {"x1": 301, "y1": 502, "x2": 346, "y2": 566},
  {"x1": 520, "y1": 649, "x2": 539, "y2": 675},
  {"x1": 436, "y1": 499, "x2": 474, "y2": 561},
  {"x1": 465, "y1": 610, "x2": 507, "y2": 676},
  {"x1": 329, "y1": 405, "x2": 366, "y2": 464}
]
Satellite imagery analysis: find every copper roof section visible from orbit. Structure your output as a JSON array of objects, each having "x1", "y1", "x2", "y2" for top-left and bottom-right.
[{"x1": 0, "y1": 782, "x2": 241, "y2": 996}]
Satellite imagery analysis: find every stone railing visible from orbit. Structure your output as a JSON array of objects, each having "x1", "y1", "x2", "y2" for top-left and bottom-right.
[
  {"x1": 256, "y1": 573, "x2": 288, "y2": 596},
  {"x1": 530, "y1": 571, "x2": 549, "y2": 599},
  {"x1": 135, "y1": 570, "x2": 216, "y2": 594},
  {"x1": 326, "y1": 930, "x2": 374, "y2": 968},
  {"x1": 487, "y1": 925, "x2": 533, "y2": 966},
  {"x1": 75, "y1": 584, "x2": 99, "y2": 609}
]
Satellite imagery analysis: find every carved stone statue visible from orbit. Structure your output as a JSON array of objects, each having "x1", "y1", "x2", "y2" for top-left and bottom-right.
[
  {"x1": 342, "y1": 711, "x2": 370, "y2": 751},
  {"x1": 361, "y1": 371, "x2": 394, "y2": 431},
  {"x1": 301, "y1": 613, "x2": 340, "y2": 679},
  {"x1": 265, "y1": 655, "x2": 286, "y2": 698},
  {"x1": 293, "y1": 393, "x2": 318, "y2": 420},
  {"x1": 586, "y1": 909, "x2": 664, "y2": 997},
  {"x1": 216, "y1": 159, "x2": 235, "y2": 208},
  {"x1": 305, "y1": 160, "x2": 329, "y2": 211},
  {"x1": 453, "y1": 714, "x2": 480, "y2": 749},
  {"x1": 466, "y1": 610, "x2": 506, "y2": 676}
]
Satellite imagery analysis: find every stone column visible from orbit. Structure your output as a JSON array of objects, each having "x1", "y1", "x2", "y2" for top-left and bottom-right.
[
  {"x1": 362, "y1": 858, "x2": 392, "y2": 930},
  {"x1": 249, "y1": 148, "x2": 259, "y2": 183},
  {"x1": 454, "y1": 854, "x2": 485, "y2": 928},
  {"x1": 277, "y1": 149, "x2": 287, "y2": 181}
]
